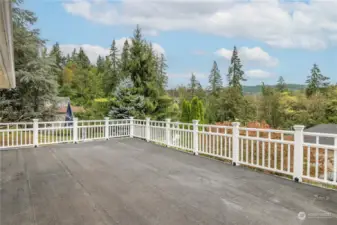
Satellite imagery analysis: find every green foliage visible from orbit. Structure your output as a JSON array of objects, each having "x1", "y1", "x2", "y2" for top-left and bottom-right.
[
  {"x1": 154, "y1": 95, "x2": 174, "y2": 120},
  {"x1": 242, "y1": 84, "x2": 306, "y2": 94},
  {"x1": 156, "y1": 53, "x2": 168, "y2": 94},
  {"x1": 190, "y1": 97, "x2": 204, "y2": 123},
  {"x1": 208, "y1": 61, "x2": 222, "y2": 96},
  {"x1": 197, "y1": 99, "x2": 205, "y2": 123},
  {"x1": 78, "y1": 98, "x2": 113, "y2": 120},
  {"x1": 0, "y1": 0, "x2": 58, "y2": 122},
  {"x1": 109, "y1": 78, "x2": 146, "y2": 119},
  {"x1": 180, "y1": 100, "x2": 191, "y2": 122},
  {"x1": 205, "y1": 95, "x2": 219, "y2": 123},
  {"x1": 276, "y1": 76, "x2": 287, "y2": 92},
  {"x1": 306, "y1": 64, "x2": 330, "y2": 97},
  {"x1": 218, "y1": 87, "x2": 243, "y2": 122},
  {"x1": 325, "y1": 88, "x2": 337, "y2": 123},
  {"x1": 227, "y1": 46, "x2": 246, "y2": 92},
  {"x1": 120, "y1": 39, "x2": 130, "y2": 79},
  {"x1": 180, "y1": 97, "x2": 205, "y2": 123},
  {"x1": 259, "y1": 83, "x2": 282, "y2": 128}
]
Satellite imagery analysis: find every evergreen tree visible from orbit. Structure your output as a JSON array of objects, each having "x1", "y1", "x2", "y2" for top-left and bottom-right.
[
  {"x1": 156, "y1": 53, "x2": 168, "y2": 93},
  {"x1": 227, "y1": 46, "x2": 246, "y2": 92},
  {"x1": 306, "y1": 64, "x2": 330, "y2": 97},
  {"x1": 109, "y1": 78, "x2": 146, "y2": 119},
  {"x1": 219, "y1": 87, "x2": 242, "y2": 121},
  {"x1": 208, "y1": 61, "x2": 222, "y2": 95},
  {"x1": 260, "y1": 83, "x2": 282, "y2": 128},
  {"x1": 102, "y1": 56, "x2": 113, "y2": 95},
  {"x1": 189, "y1": 73, "x2": 201, "y2": 98},
  {"x1": 0, "y1": 0, "x2": 59, "y2": 121},
  {"x1": 198, "y1": 99, "x2": 205, "y2": 123},
  {"x1": 49, "y1": 42, "x2": 65, "y2": 85},
  {"x1": 77, "y1": 47, "x2": 90, "y2": 69},
  {"x1": 154, "y1": 95, "x2": 174, "y2": 120},
  {"x1": 276, "y1": 76, "x2": 287, "y2": 92},
  {"x1": 106, "y1": 39, "x2": 120, "y2": 93},
  {"x1": 71, "y1": 49, "x2": 77, "y2": 60},
  {"x1": 129, "y1": 26, "x2": 160, "y2": 115},
  {"x1": 120, "y1": 39, "x2": 130, "y2": 78},
  {"x1": 129, "y1": 25, "x2": 145, "y2": 89},
  {"x1": 180, "y1": 100, "x2": 191, "y2": 122},
  {"x1": 49, "y1": 42, "x2": 65, "y2": 67},
  {"x1": 96, "y1": 55, "x2": 105, "y2": 73},
  {"x1": 190, "y1": 97, "x2": 205, "y2": 123}
]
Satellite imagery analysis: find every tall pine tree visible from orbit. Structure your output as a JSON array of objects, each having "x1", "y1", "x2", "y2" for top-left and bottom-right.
[
  {"x1": 276, "y1": 76, "x2": 287, "y2": 92},
  {"x1": 156, "y1": 53, "x2": 168, "y2": 94},
  {"x1": 120, "y1": 39, "x2": 130, "y2": 78},
  {"x1": 77, "y1": 47, "x2": 90, "y2": 69},
  {"x1": 96, "y1": 55, "x2": 105, "y2": 73},
  {"x1": 129, "y1": 25, "x2": 145, "y2": 89},
  {"x1": 306, "y1": 64, "x2": 330, "y2": 97},
  {"x1": 208, "y1": 60, "x2": 222, "y2": 95},
  {"x1": 108, "y1": 39, "x2": 120, "y2": 92},
  {"x1": 227, "y1": 46, "x2": 246, "y2": 92},
  {"x1": 189, "y1": 73, "x2": 201, "y2": 98},
  {"x1": 0, "y1": 0, "x2": 59, "y2": 121}
]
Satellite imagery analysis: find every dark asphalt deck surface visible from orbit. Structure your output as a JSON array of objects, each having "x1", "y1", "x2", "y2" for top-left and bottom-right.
[{"x1": 1, "y1": 138, "x2": 336, "y2": 225}]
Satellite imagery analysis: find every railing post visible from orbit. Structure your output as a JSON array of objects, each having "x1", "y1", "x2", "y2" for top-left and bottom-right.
[
  {"x1": 334, "y1": 137, "x2": 337, "y2": 182},
  {"x1": 293, "y1": 125, "x2": 305, "y2": 182},
  {"x1": 33, "y1": 119, "x2": 39, "y2": 147},
  {"x1": 232, "y1": 122, "x2": 240, "y2": 166},
  {"x1": 146, "y1": 117, "x2": 150, "y2": 142},
  {"x1": 104, "y1": 117, "x2": 109, "y2": 140},
  {"x1": 129, "y1": 117, "x2": 134, "y2": 138},
  {"x1": 193, "y1": 120, "x2": 199, "y2": 155},
  {"x1": 165, "y1": 118, "x2": 171, "y2": 147},
  {"x1": 73, "y1": 117, "x2": 78, "y2": 143}
]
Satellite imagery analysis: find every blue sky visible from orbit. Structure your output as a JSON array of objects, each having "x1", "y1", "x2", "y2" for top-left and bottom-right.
[{"x1": 24, "y1": 0, "x2": 337, "y2": 88}]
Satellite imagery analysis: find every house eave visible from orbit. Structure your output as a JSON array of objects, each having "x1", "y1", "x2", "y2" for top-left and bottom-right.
[{"x1": 0, "y1": 0, "x2": 15, "y2": 89}]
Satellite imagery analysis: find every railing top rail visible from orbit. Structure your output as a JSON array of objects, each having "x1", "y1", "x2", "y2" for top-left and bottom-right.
[
  {"x1": 239, "y1": 127, "x2": 295, "y2": 134},
  {"x1": 303, "y1": 131, "x2": 337, "y2": 138},
  {"x1": 0, "y1": 122, "x2": 33, "y2": 125},
  {"x1": 198, "y1": 124, "x2": 233, "y2": 129},
  {"x1": 303, "y1": 142, "x2": 337, "y2": 149},
  {"x1": 172, "y1": 122, "x2": 193, "y2": 126},
  {"x1": 38, "y1": 121, "x2": 73, "y2": 124},
  {"x1": 79, "y1": 120, "x2": 105, "y2": 122}
]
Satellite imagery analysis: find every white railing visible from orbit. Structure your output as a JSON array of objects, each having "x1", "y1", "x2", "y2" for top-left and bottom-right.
[
  {"x1": 133, "y1": 119, "x2": 146, "y2": 139},
  {"x1": 1, "y1": 117, "x2": 336, "y2": 187},
  {"x1": 0, "y1": 117, "x2": 130, "y2": 148},
  {"x1": 0, "y1": 122, "x2": 34, "y2": 148},
  {"x1": 302, "y1": 131, "x2": 337, "y2": 185},
  {"x1": 38, "y1": 121, "x2": 74, "y2": 145},
  {"x1": 237, "y1": 127, "x2": 295, "y2": 176},
  {"x1": 142, "y1": 119, "x2": 336, "y2": 187},
  {"x1": 198, "y1": 123, "x2": 233, "y2": 160}
]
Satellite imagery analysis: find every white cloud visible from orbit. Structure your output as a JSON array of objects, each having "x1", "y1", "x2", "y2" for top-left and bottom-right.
[
  {"x1": 48, "y1": 37, "x2": 165, "y2": 63},
  {"x1": 215, "y1": 46, "x2": 278, "y2": 67},
  {"x1": 50, "y1": 44, "x2": 109, "y2": 63},
  {"x1": 245, "y1": 69, "x2": 273, "y2": 79},
  {"x1": 63, "y1": 0, "x2": 337, "y2": 50},
  {"x1": 214, "y1": 48, "x2": 232, "y2": 59}
]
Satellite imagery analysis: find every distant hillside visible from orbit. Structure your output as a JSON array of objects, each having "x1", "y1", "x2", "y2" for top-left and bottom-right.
[{"x1": 243, "y1": 84, "x2": 306, "y2": 94}]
